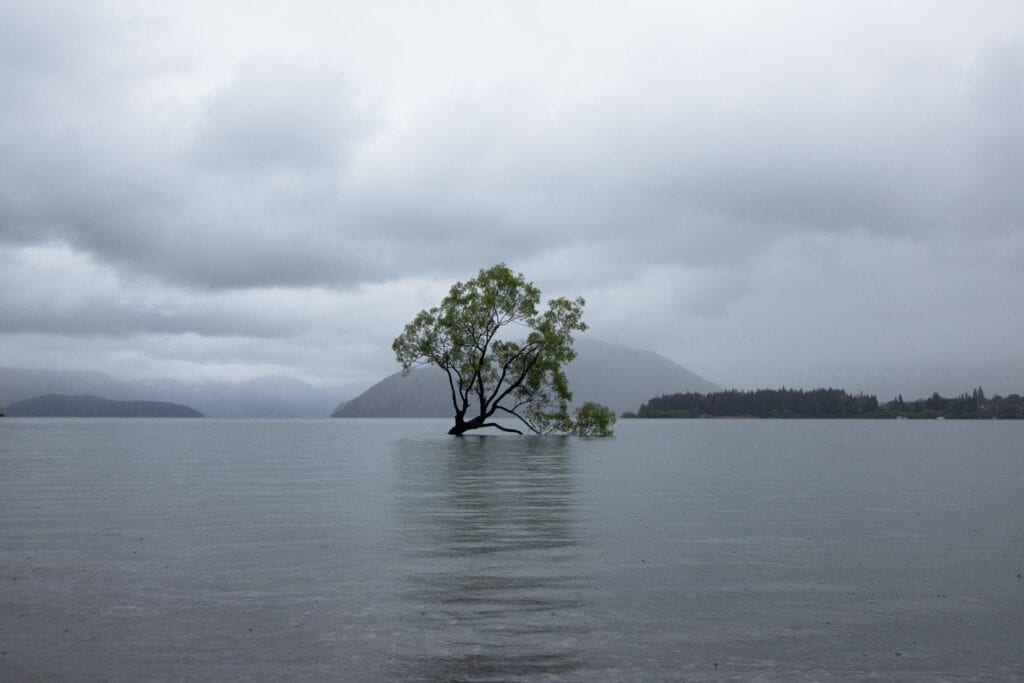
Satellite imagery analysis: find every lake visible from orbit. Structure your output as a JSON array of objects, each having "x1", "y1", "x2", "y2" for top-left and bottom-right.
[{"x1": 1, "y1": 418, "x2": 1022, "y2": 681}]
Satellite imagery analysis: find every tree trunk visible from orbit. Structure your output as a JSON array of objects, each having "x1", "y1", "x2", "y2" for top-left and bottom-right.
[{"x1": 448, "y1": 415, "x2": 482, "y2": 435}]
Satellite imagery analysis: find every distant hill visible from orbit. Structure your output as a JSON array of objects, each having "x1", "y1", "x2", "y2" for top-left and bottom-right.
[
  {"x1": 6, "y1": 394, "x2": 204, "y2": 418},
  {"x1": 0, "y1": 367, "x2": 356, "y2": 418},
  {"x1": 333, "y1": 338, "x2": 718, "y2": 417}
]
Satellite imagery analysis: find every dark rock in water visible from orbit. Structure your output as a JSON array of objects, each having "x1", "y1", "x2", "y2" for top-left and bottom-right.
[
  {"x1": 333, "y1": 338, "x2": 718, "y2": 417},
  {"x1": 5, "y1": 394, "x2": 204, "y2": 418}
]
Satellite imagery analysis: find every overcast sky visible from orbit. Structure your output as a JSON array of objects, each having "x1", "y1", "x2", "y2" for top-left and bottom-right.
[{"x1": 2, "y1": 1, "x2": 1022, "y2": 399}]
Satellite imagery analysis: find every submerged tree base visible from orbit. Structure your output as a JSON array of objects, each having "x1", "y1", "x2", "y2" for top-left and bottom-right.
[
  {"x1": 446, "y1": 401, "x2": 616, "y2": 437},
  {"x1": 448, "y1": 416, "x2": 524, "y2": 436}
]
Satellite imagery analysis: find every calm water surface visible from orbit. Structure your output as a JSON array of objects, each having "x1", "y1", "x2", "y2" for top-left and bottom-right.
[{"x1": 1, "y1": 418, "x2": 1022, "y2": 681}]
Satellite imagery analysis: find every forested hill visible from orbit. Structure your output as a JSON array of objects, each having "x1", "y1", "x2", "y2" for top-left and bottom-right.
[
  {"x1": 628, "y1": 388, "x2": 1024, "y2": 419},
  {"x1": 5, "y1": 394, "x2": 204, "y2": 418}
]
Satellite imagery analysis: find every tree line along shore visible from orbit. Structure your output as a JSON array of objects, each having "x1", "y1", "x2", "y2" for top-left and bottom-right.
[{"x1": 624, "y1": 387, "x2": 1024, "y2": 420}]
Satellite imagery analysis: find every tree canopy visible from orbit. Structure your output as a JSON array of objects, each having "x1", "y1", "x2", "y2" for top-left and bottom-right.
[{"x1": 392, "y1": 264, "x2": 614, "y2": 436}]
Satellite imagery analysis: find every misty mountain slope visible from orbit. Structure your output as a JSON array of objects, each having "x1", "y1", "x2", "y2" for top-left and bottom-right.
[
  {"x1": 0, "y1": 367, "x2": 352, "y2": 418},
  {"x1": 6, "y1": 394, "x2": 203, "y2": 418},
  {"x1": 332, "y1": 370, "x2": 457, "y2": 418},
  {"x1": 0, "y1": 367, "x2": 132, "y2": 408},
  {"x1": 333, "y1": 338, "x2": 718, "y2": 417}
]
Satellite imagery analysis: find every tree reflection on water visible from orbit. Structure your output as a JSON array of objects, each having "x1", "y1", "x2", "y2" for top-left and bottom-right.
[{"x1": 390, "y1": 435, "x2": 589, "y2": 680}]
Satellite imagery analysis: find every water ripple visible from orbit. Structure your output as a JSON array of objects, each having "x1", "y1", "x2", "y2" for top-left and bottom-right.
[{"x1": 391, "y1": 436, "x2": 589, "y2": 681}]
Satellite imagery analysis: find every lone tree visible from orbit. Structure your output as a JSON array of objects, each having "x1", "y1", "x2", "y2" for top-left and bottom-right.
[{"x1": 393, "y1": 264, "x2": 615, "y2": 436}]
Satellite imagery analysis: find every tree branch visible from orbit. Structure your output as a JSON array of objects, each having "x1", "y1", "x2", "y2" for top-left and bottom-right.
[
  {"x1": 468, "y1": 320, "x2": 500, "y2": 417},
  {"x1": 478, "y1": 422, "x2": 525, "y2": 435},
  {"x1": 490, "y1": 346, "x2": 544, "y2": 413},
  {"x1": 448, "y1": 364, "x2": 471, "y2": 413},
  {"x1": 484, "y1": 339, "x2": 541, "y2": 409},
  {"x1": 442, "y1": 366, "x2": 461, "y2": 416},
  {"x1": 495, "y1": 405, "x2": 542, "y2": 434}
]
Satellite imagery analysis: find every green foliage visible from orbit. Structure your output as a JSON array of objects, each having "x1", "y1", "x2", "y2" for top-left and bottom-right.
[
  {"x1": 393, "y1": 264, "x2": 613, "y2": 436},
  {"x1": 570, "y1": 402, "x2": 617, "y2": 436}
]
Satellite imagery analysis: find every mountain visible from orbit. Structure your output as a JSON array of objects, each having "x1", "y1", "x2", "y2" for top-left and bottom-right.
[
  {"x1": 6, "y1": 394, "x2": 203, "y2": 418},
  {"x1": 137, "y1": 375, "x2": 348, "y2": 418},
  {"x1": 0, "y1": 367, "x2": 353, "y2": 418},
  {"x1": 333, "y1": 338, "x2": 718, "y2": 418}
]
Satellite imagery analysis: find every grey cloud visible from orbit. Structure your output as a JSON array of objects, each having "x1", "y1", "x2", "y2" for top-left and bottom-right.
[
  {"x1": 0, "y1": 301, "x2": 284, "y2": 339},
  {"x1": 4, "y1": 18, "x2": 1022, "y2": 294},
  {"x1": 0, "y1": 2, "x2": 108, "y2": 72},
  {"x1": 959, "y1": 39, "x2": 1024, "y2": 236},
  {"x1": 0, "y1": 241, "x2": 438, "y2": 364},
  {"x1": 191, "y1": 59, "x2": 361, "y2": 172},
  {"x1": 1, "y1": 52, "x2": 378, "y2": 288},
  {"x1": 2, "y1": 2, "x2": 1022, "y2": 397},
  {"x1": 0, "y1": 246, "x2": 288, "y2": 338}
]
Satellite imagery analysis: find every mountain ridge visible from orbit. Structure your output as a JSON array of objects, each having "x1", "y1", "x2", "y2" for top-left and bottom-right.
[{"x1": 0, "y1": 367, "x2": 355, "y2": 418}]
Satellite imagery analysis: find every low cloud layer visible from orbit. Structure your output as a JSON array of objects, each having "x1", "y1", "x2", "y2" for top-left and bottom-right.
[{"x1": 2, "y1": 1, "x2": 1022, "y2": 399}]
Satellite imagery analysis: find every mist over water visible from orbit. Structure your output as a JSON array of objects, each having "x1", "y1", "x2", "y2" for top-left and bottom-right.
[{"x1": 1, "y1": 419, "x2": 1022, "y2": 680}]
